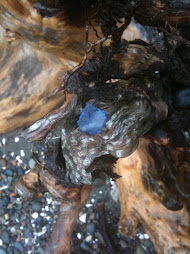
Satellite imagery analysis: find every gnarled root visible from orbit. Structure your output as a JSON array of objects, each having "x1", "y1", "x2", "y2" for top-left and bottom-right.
[
  {"x1": 15, "y1": 167, "x2": 92, "y2": 254},
  {"x1": 21, "y1": 92, "x2": 78, "y2": 141},
  {"x1": 46, "y1": 184, "x2": 91, "y2": 254},
  {"x1": 115, "y1": 137, "x2": 190, "y2": 254}
]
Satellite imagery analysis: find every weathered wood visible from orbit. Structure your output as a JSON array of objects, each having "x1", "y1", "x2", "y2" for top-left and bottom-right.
[
  {"x1": 0, "y1": 0, "x2": 100, "y2": 133},
  {"x1": 1, "y1": 1, "x2": 190, "y2": 253},
  {"x1": 15, "y1": 166, "x2": 92, "y2": 254},
  {"x1": 115, "y1": 137, "x2": 190, "y2": 254}
]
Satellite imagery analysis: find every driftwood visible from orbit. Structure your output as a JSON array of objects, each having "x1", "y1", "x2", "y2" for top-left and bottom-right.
[
  {"x1": 1, "y1": 0, "x2": 190, "y2": 254},
  {"x1": 0, "y1": 0, "x2": 100, "y2": 133},
  {"x1": 15, "y1": 165, "x2": 91, "y2": 254},
  {"x1": 115, "y1": 137, "x2": 190, "y2": 254}
]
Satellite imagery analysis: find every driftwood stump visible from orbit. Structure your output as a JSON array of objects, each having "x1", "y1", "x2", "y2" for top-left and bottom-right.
[{"x1": 1, "y1": 0, "x2": 190, "y2": 253}]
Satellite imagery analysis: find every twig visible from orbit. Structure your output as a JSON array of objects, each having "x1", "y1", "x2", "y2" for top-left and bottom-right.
[{"x1": 97, "y1": 199, "x2": 114, "y2": 253}]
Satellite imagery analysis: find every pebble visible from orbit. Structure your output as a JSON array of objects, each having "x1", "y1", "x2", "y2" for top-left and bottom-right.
[
  {"x1": 10, "y1": 227, "x2": 17, "y2": 234},
  {"x1": 1, "y1": 231, "x2": 9, "y2": 244},
  {"x1": 119, "y1": 239, "x2": 128, "y2": 248},
  {"x1": 93, "y1": 178, "x2": 105, "y2": 187},
  {"x1": 32, "y1": 212, "x2": 39, "y2": 219},
  {"x1": 28, "y1": 158, "x2": 36, "y2": 169},
  {"x1": 174, "y1": 88, "x2": 190, "y2": 109},
  {"x1": 135, "y1": 245, "x2": 145, "y2": 254},
  {"x1": 79, "y1": 213, "x2": 86, "y2": 223},
  {"x1": 13, "y1": 242, "x2": 24, "y2": 252},
  {"x1": 0, "y1": 158, "x2": 6, "y2": 168},
  {"x1": 0, "y1": 247, "x2": 7, "y2": 254},
  {"x1": 5, "y1": 169, "x2": 13, "y2": 176},
  {"x1": 36, "y1": 247, "x2": 45, "y2": 254},
  {"x1": 143, "y1": 239, "x2": 153, "y2": 248},
  {"x1": 0, "y1": 197, "x2": 10, "y2": 209},
  {"x1": 80, "y1": 242, "x2": 90, "y2": 251},
  {"x1": 86, "y1": 235, "x2": 92, "y2": 242},
  {"x1": 89, "y1": 213, "x2": 95, "y2": 220},
  {"x1": 20, "y1": 214, "x2": 26, "y2": 222},
  {"x1": 4, "y1": 214, "x2": 9, "y2": 220},
  {"x1": 23, "y1": 228, "x2": 32, "y2": 238},
  {"x1": 110, "y1": 187, "x2": 119, "y2": 202},
  {"x1": 86, "y1": 223, "x2": 96, "y2": 234},
  {"x1": 32, "y1": 201, "x2": 42, "y2": 212}
]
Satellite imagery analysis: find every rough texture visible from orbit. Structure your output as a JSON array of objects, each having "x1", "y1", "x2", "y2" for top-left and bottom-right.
[{"x1": 61, "y1": 78, "x2": 167, "y2": 184}]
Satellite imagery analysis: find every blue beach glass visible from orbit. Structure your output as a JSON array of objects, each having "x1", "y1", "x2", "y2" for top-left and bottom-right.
[{"x1": 77, "y1": 103, "x2": 107, "y2": 135}]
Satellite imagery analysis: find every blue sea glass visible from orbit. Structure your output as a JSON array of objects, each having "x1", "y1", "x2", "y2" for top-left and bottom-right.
[{"x1": 77, "y1": 103, "x2": 107, "y2": 135}]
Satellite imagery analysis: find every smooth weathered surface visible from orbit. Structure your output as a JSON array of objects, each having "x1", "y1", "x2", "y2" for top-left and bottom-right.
[
  {"x1": 0, "y1": 0, "x2": 100, "y2": 133},
  {"x1": 116, "y1": 137, "x2": 190, "y2": 254}
]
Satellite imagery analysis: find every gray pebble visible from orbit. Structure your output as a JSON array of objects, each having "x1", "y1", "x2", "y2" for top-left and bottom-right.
[
  {"x1": 23, "y1": 228, "x2": 32, "y2": 238},
  {"x1": 20, "y1": 214, "x2": 26, "y2": 222},
  {"x1": 1, "y1": 230, "x2": 9, "y2": 244},
  {"x1": 86, "y1": 223, "x2": 96, "y2": 234},
  {"x1": 32, "y1": 201, "x2": 42, "y2": 212},
  {"x1": 143, "y1": 239, "x2": 153, "y2": 248},
  {"x1": 135, "y1": 245, "x2": 145, "y2": 254},
  {"x1": 36, "y1": 247, "x2": 45, "y2": 254},
  {"x1": 0, "y1": 247, "x2": 7, "y2": 254},
  {"x1": 13, "y1": 242, "x2": 24, "y2": 252},
  {"x1": 80, "y1": 242, "x2": 90, "y2": 251},
  {"x1": 28, "y1": 158, "x2": 36, "y2": 169},
  {"x1": 5, "y1": 169, "x2": 13, "y2": 176},
  {"x1": 0, "y1": 158, "x2": 6, "y2": 168},
  {"x1": 174, "y1": 88, "x2": 190, "y2": 109},
  {"x1": 93, "y1": 178, "x2": 105, "y2": 187},
  {"x1": 110, "y1": 186, "x2": 119, "y2": 202}
]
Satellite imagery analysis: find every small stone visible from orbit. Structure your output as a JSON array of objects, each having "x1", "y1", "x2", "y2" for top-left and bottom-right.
[
  {"x1": 1, "y1": 231, "x2": 9, "y2": 244},
  {"x1": 143, "y1": 239, "x2": 153, "y2": 248},
  {"x1": 135, "y1": 245, "x2": 145, "y2": 254},
  {"x1": 86, "y1": 235, "x2": 92, "y2": 242},
  {"x1": 0, "y1": 247, "x2": 7, "y2": 254},
  {"x1": 10, "y1": 227, "x2": 17, "y2": 234},
  {"x1": 11, "y1": 160, "x2": 17, "y2": 167},
  {"x1": 97, "y1": 232, "x2": 105, "y2": 245},
  {"x1": 0, "y1": 158, "x2": 6, "y2": 168},
  {"x1": 13, "y1": 242, "x2": 24, "y2": 252},
  {"x1": 4, "y1": 214, "x2": 9, "y2": 220},
  {"x1": 80, "y1": 242, "x2": 90, "y2": 251},
  {"x1": 23, "y1": 228, "x2": 32, "y2": 238},
  {"x1": 174, "y1": 88, "x2": 190, "y2": 109},
  {"x1": 86, "y1": 223, "x2": 96, "y2": 234},
  {"x1": 119, "y1": 239, "x2": 128, "y2": 248},
  {"x1": 79, "y1": 213, "x2": 86, "y2": 223},
  {"x1": 5, "y1": 169, "x2": 13, "y2": 176},
  {"x1": 32, "y1": 201, "x2": 42, "y2": 212},
  {"x1": 110, "y1": 186, "x2": 119, "y2": 202},
  {"x1": 93, "y1": 178, "x2": 105, "y2": 187},
  {"x1": 36, "y1": 247, "x2": 45, "y2": 254},
  {"x1": 77, "y1": 233, "x2": 82, "y2": 239},
  {"x1": 28, "y1": 158, "x2": 36, "y2": 169},
  {"x1": 143, "y1": 234, "x2": 149, "y2": 239},
  {"x1": 89, "y1": 213, "x2": 95, "y2": 220},
  {"x1": 32, "y1": 212, "x2": 39, "y2": 219},
  {"x1": 20, "y1": 214, "x2": 26, "y2": 222}
]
